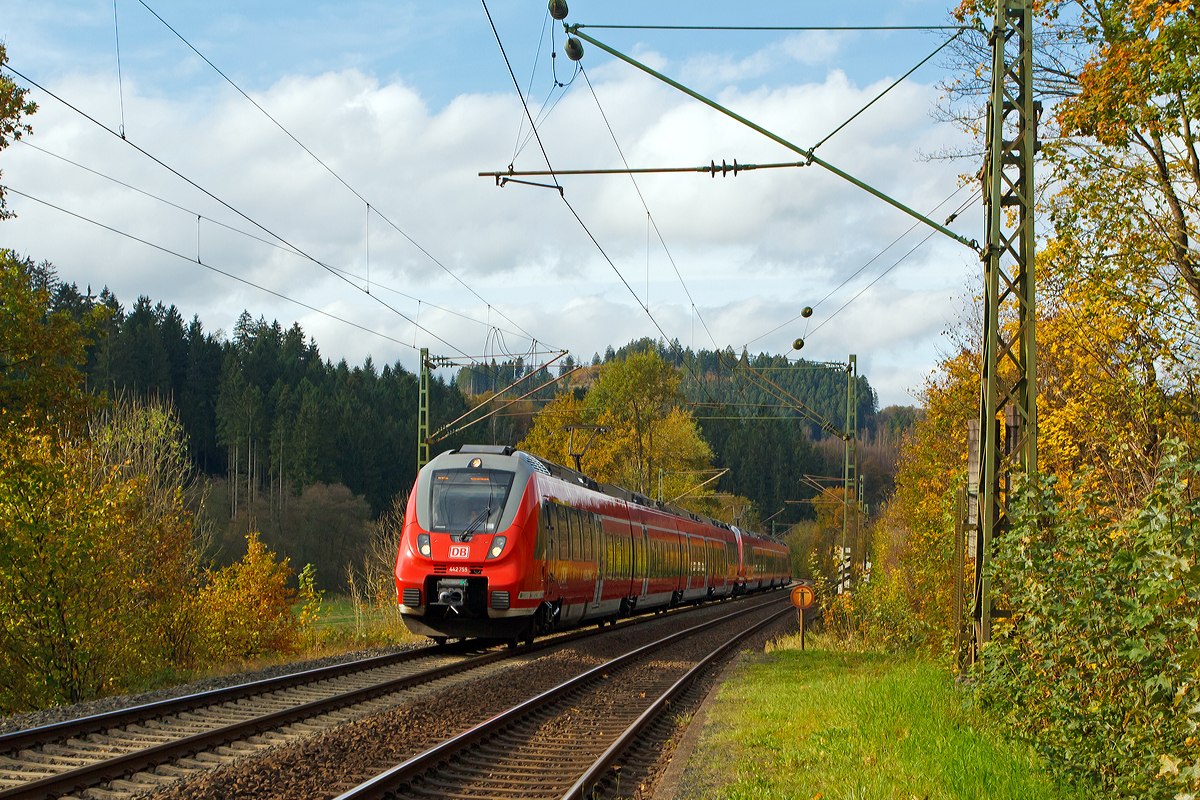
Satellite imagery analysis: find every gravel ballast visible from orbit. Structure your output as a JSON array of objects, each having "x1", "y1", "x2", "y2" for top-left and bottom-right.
[
  {"x1": 150, "y1": 597, "x2": 790, "y2": 800},
  {"x1": 0, "y1": 644, "x2": 420, "y2": 736}
]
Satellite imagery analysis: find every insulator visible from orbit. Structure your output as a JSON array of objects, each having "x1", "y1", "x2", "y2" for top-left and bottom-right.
[
  {"x1": 548, "y1": 0, "x2": 568, "y2": 20},
  {"x1": 565, "y1": 37, "x2": 584, "y2": 61},
  {"x1": 793, "y1": 338, "x2": 805, "y2": 351},
  {"x1": 801, "y1": 306, "x2": 812, "y2": 318}
]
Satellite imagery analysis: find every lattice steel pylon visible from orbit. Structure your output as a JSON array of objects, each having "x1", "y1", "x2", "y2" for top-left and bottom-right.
[
  {"x1": 418, "y1": 348, "x2": 431, "y2": 471},
  {"x1": 974, "y1": 0, "x2": 1038, "y2": 650},
  {"x1": 840, "y1": 355, "x2": 858, "y2": 594}
]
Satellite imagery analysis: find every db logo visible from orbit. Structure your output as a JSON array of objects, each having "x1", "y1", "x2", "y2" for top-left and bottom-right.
[{"x1": 448, "y1": 544, "x2": 470, "y2": 559}]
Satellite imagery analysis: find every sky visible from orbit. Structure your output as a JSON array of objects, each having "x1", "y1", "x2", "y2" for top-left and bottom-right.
[{"x1": 1, "y1": 0, "x2": 986, "y2": 407}]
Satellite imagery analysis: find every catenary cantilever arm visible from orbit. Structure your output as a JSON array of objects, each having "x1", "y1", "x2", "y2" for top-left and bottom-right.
[{"x1": 566, "y1": 25, "x2": 980, "y2": 253}]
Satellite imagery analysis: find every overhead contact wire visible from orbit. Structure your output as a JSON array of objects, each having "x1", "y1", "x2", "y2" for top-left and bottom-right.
[
  {"x1": 9, "y1": 187, "x2": 421, "y2": 352},
  {"x1": 580, "y1": 66, "x2": 721, "y2": 353},
  {"x1": 19, "y1": 139, "x2": 536, "y2": 344},
  {"x1": 574, "y1": 24, "x2": 979, "y2": 32},
  {"x1": 578, "y1": 66, "x2": 736, "y2": 407},
  {"x1": 742, "y1": 181, "x2": 972, "y2": 350},
  {"x1": 113, "y1": 0, "x2": 126, "y2": 138},
  {"x1": 135, "y1": 0, "x2": 547, "y2": 350},
  {"x1": 806, "y1": 193, "x2": 981, "y2": 337},
  {"x1": 1, "y1": 63, "x2": 483, "y2": 365},
  {"x1": 484, "y1": 0, "x2": 731, "y2": 413},
  {"x1": 809, "y1": 31, "x2": 964, "y2": 154}
]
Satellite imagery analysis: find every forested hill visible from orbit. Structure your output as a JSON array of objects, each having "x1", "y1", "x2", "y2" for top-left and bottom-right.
[
  {"x1": 598, "y1": 337, "x2": 877, "y2": 438},
  {"x1": 55, "y1": 287, "x2": 470, "y2": 515},
  {"x1": 54, "y1": 284, "x2": 882, "y2": 520},
  {"x1": 456, "y1": 337, "x2": 880, "y2": 437}
]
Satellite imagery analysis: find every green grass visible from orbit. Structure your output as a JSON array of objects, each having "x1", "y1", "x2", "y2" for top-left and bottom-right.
[
  {"x1": 309, "y1": 597, "x2": 362, "y2": 630},
  {"x1": 678, "y1": 641, "x2": 1088, "y2": 800},
  {"x1": 298, "y1": 595, "x2": 422, "y2": 648}
]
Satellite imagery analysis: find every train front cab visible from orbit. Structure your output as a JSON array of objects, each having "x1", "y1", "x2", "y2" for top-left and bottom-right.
[{"x1": 396, "y1": 446, "x2": 545, "y2": 641}]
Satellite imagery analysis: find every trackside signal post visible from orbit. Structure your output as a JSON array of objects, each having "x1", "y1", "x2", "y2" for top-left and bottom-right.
[
  {"x1": 974, "y1": 0, "x2": 1037, "y2": 655},
  {"x1": 791, "y1": 584, "x2": 816, "y2": 650}
]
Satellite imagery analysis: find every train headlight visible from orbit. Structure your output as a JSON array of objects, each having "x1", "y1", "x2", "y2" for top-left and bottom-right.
[
  {"x1": 417, "y1": 533, "x2": 431, "y2": 557},
  {"x1": 487, "y1": 536, "x2": 507, "y2": 559}
]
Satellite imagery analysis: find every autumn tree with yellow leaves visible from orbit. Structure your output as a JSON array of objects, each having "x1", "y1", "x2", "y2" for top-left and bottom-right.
[
  {"x1": 519, "y1": 351, "x2": 728, "y2": 514},
  {"x1": 854, "y1": 1, "x2": 1200, "y2": 793},
  {"x1": 0, "y1": 251, "x2": 309, "y2": 712}
]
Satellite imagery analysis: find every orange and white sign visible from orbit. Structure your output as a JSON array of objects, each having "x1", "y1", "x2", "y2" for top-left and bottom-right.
[{"x1": 790, "y1": 584, "x2": 815, "y2": 610}]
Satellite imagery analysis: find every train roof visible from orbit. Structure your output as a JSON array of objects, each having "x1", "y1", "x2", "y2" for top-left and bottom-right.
[{"x1": 445, "y1": 444, "x2": 786, "y2": 546}]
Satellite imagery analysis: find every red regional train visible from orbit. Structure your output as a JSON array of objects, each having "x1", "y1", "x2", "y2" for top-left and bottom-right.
[{"x1": 394, "y1": 444, "x2": 792, "y2": 645}]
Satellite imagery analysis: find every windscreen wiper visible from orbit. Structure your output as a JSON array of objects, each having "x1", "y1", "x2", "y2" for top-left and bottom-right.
[{"x1": 461, "y1": 506, "x2": 492, "y2": 540}]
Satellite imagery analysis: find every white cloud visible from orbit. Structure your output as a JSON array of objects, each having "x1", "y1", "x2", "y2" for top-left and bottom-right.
[
  {"x1": 678, "y1": 32, "x2": 845, "y2": 86},
  {"x1": 1, "y1": 44, "x2": 980, "y2": 406}
]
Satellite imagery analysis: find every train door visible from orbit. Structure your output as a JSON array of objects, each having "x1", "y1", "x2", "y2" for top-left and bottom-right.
[
  {"x1": 693, "y1": 535, "x2": 703, "y2": 593},
  {"x1": 592, "y1": 514, "x2": 604, "y2": 604},
  {"x1": 686, "y1": 535, "x2": 696, "y2": 593},
  {"x1": 542, "y1": 501, "x2": 558, "y2": 599},
  {"x1": 639, "y1": 525, "x2": 650, "y2": 599}
]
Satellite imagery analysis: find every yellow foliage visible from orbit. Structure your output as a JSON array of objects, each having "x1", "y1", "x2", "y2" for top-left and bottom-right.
[
  {"x1": 519, "y1": 352, "x2": 714, "y2": 501},
  {"x1": 0, "y1": 419, "x2": 196, "y2": 710},
  {"x1": 199, "y1": 532, "x2": 300, "y2": 661}
]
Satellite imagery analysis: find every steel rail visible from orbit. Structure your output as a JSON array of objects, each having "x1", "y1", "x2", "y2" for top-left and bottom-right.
[
  {"x1": 0, "y1": 649, "x2": 514, "y2": 800},
  {"x1": 0, "y1": 593, "x2": 780, "y2": 800},
  {"x1": 560, "y1": 604, "x2": 789, "y2": 799},
  {"x1": 0, "y1": 645, "x2": 460, "y2": 756},
  {"x1": 331, "y1": 596, "x2": 790, "y2": 800}
]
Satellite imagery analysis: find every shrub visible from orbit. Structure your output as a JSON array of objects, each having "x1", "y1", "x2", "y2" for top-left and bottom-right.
[
  {"x1": 980, "y1": 440, "x2": 1200, "y2": 798},
  {"x1": 0, "y1": 409, "x2": 199, "y2": 712},
  {"x1": 199, "y1": 532, "x2": 300, "y2": 661}
]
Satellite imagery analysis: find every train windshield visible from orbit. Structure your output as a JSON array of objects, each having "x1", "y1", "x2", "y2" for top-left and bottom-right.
[{"x1": 429, "y1": 469, "x2": 516, "y2": 535}]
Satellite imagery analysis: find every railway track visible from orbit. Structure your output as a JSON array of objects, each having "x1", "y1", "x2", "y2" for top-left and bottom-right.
[
  {"x1": 334, "y1": 596, "x2": 790, "y2": 800},
  {"x1": 0, "y1": 593, "x2": 782, "y2": 800}
]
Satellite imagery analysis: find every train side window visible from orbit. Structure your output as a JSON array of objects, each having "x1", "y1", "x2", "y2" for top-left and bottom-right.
[
  {"x1": 562, "y1": 508, "x2": 570, "y2": 561},
  {"x1": 575, "y1": 512, "x2": 583, "y2": 562}
]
